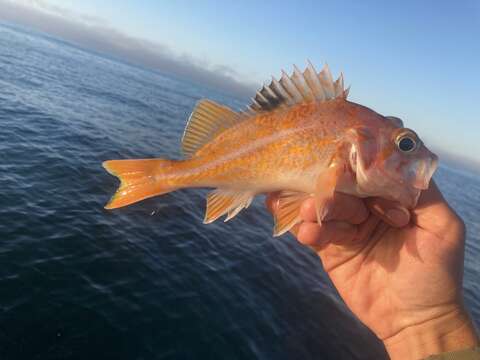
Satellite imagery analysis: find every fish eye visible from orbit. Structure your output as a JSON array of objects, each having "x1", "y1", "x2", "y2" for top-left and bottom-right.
[{"x1": 396, "y1": 135, "x2": 417, "y2": 153}]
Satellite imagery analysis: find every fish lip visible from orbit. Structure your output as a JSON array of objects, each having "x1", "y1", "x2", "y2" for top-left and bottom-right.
[
  {"x1": 413, "y1": 154, "x2": 439, "y2": 190},
  {"x1": 373, "y1": 155, "x2": 438, "y2": 208}
]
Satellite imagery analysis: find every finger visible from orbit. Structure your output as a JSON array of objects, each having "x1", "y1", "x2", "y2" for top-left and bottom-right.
[
  {"x1": 296, "y1": 222, "x2": 323, "y2": 245},
  {"x1": 297, "y1": 220, "x2": 357, "y2": 247},
  {"x1": 299, "y1": 198, "x2": 317, "y2": 222},
  {"x1": 324, "y1": 192, "x2": 369, "y2": 224},
  {"x1": 299, "y1": 193, "x2": 369, "y2": 225},
  {"x1": 366, "y1": 197, "x2": 410, "y2": 227}
]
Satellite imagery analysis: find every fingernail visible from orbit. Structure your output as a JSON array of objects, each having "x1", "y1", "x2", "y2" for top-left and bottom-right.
[{"x1": 385, "y1": 208, "x2": 409, "y2": 226}]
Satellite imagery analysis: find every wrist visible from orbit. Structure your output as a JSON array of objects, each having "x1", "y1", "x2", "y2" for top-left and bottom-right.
[{"x1": 383, "y1": 307, "x2": 479, "y2": 360}]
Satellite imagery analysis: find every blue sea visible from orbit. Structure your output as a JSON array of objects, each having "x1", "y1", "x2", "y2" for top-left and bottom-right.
[{"x1": 0, "y1": 23, "x2": 479, "y2": 360}]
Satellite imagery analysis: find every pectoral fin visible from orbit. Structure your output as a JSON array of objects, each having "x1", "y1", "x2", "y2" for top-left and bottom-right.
[
  {"x1": 204, "y1": 189, "x2": 254, "y2": 224},
  {"x1": 273, "y1": 190, "x2": 309, "y2": 237},
  {"x1": 314, "y1": 164, "x2": 343, "y2": 224}
]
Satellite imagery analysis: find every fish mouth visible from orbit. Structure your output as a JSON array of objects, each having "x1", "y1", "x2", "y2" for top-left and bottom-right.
[
  {"x1": 412, "y1": 154, "x2": 438, "y2": 190},
  {"x1": 386, "y1": 153, "x2": 438, "y2": 208}
]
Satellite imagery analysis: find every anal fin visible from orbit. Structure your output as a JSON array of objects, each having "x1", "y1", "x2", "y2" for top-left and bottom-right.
[
  {"x1": 273, "y1": 190, "x2": 310, "y2": 237},
  {"x1": 204, "y1": 189, "x2": 255, "y2": 224}
]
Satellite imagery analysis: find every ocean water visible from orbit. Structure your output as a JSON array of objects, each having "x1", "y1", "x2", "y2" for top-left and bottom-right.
[{"x1": 0, "y1": 22, "x2": 478, "y2": 360}]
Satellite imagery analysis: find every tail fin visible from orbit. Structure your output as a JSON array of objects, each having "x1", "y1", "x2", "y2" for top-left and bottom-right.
[{"x1": 103, "y1": 159, "x2": 177, "y2": 209}]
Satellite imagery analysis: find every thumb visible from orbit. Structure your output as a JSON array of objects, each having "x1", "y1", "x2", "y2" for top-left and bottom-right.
[{"x1": 412, "y1": 180, "x2": 465, "y2": 241}]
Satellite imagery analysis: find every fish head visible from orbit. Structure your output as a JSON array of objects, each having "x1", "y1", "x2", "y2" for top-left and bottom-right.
[{"x1": 348, "y1": 116, "x2": 438, "y2": 208}]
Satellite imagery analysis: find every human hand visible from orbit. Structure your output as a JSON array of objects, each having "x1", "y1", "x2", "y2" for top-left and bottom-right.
[{"x1": 266, "y1": 181, "x2": 479, "y2": 359}]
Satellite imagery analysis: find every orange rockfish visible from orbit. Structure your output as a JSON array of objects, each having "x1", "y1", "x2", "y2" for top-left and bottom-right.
[{"x1": 103, "y1": 63, "x2": 438, "y2": 236}]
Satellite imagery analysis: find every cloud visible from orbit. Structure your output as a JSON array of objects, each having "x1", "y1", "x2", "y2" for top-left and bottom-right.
[
  {"x1": 15, "y1": 0, "x2": 106, "y2": 24},
  {"x1": 0, "y1": 0, "x2": 257, "y2": 98}
]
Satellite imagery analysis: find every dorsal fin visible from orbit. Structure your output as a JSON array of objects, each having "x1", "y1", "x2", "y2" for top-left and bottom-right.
[
  {"x1": 249, "y1": 62, "x2": 349, "y2": 113},
  {"x1": 181, "y1": 99, "x2": 244, "y2": 157}
]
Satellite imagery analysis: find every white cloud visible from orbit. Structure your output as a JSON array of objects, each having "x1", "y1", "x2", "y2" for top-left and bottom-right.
[{"x1": 0, "y1": 0, "x2": 257, "y2": 98}]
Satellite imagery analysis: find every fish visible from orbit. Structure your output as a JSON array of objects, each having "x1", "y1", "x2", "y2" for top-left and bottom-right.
[{"x1": 102, "y1": 62, "x2": 438, "y2": 236}]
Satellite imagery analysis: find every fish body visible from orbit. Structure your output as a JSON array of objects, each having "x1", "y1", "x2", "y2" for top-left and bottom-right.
[{"x1": 103, "y1": 63, "x2": 438, "y2": 235}]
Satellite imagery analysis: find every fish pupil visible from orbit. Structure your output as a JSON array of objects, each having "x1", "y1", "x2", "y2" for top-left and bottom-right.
[{"x1": 398, "y1": 137, "x2": 416, "y2": 152}]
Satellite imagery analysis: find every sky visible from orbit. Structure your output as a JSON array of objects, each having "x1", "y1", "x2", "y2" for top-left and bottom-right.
[{"x1": 0, "y1": 0, "x2": 479, "y2": 170}]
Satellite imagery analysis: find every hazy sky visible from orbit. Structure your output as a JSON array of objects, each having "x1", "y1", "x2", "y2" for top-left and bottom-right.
[{"x1": 1, "y1": 0, "x2": 479, "y2": 168}]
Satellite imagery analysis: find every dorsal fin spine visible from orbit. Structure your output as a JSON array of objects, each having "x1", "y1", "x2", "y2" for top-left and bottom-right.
[
  {"x1": 292, "y1": 65, "x2": 314, "y2": 102},
  {"x1": 304, "y1": 62, "x2": 326, "y2": 101},
  {"x1": 280, "y1": 70, "x2": 303, "y2": 103},
  {"x1": 256, "y1": 90, "x2": 268, "y2": 103},
  {"x1": 248, "y1": 62, "x2": 349, "y2": 112},
  {"x1": 249, "y1": 98, "x2": 262, "y2": 111},
  {"x1": 270, "y1": 76, "x2": 293, "y2": 105},
  {"x1": 263, "y1": 84, "x2": 279, "y2": 101},
  {"x1": 334, "y1": 73, "x2": 344, "y2": 97},
  {"x1": 318, "y1": 64, "x2": 335, "y2": 98}
]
